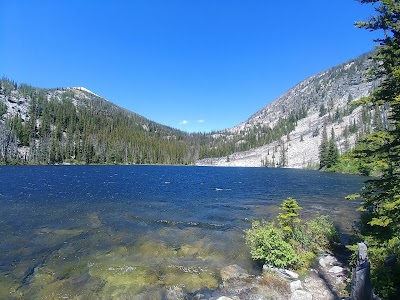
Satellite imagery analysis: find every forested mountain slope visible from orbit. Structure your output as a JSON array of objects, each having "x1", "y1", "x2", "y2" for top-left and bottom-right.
[
  {"x1": 197, "y1": 52, "x2": 384, "y2": 168},
  {"x1": 0, "y1": 81, "x2": 204, "y2": 165}
]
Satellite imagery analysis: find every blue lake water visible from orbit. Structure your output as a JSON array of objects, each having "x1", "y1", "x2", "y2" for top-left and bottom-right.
[{"x1": 0, "y1": 166, "x2": 366, "y2": 299}]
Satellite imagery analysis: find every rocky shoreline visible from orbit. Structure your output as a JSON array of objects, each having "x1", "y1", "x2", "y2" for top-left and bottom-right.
[{"x1": 165, "y1": 253, "x2": 349, "y2": 300}]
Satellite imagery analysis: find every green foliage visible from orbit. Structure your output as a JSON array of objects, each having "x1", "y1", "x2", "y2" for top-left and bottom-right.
[
  {"x1": 353, "y1": 1, "x2": 400, "y2": 298},
  {"x1": 303, "y1": 215, "x2": 339, "y2": 252},
  {"x1": 368, "y1": 237, "x2": 400, "y2": 299},
  {"x1": 245, "y1": 220, "x2": 298, "y2": 268},
  {"x1": 319, "y1": 126, "x2": 340, "y2": 169},
  {"x1": 246, "y1": 198, "x2": 338, "y2": 270},
  {"x1": 290, "y1": 215, "x2": 338, "y2": 269},
  {"x1": 0, "y1": 101, "x2": 6, "y2": 116},
  {"x1": 277, "y1": 197, "x2": 301, "y2": 236}
]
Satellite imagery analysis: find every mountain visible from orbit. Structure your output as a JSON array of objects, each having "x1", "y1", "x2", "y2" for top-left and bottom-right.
[
  {"x1": 0, "y1": 51, "x2": 382, "y2": 167},
  {"x1": 196, "y1": 52, "x2": 382, "y2": 168},
  {"x1": 0, "y1": 81, "x2": 203, "y2": 165}
]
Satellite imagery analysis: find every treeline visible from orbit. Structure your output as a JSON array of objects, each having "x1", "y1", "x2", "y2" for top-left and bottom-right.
[{"x1": 0, "y1": 80, "x2": 205, "y2": 165}]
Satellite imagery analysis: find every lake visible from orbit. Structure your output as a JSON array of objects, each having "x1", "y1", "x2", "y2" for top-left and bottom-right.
[{"x1": 0, "y1": 166, "x2": 365, "y2": 299}]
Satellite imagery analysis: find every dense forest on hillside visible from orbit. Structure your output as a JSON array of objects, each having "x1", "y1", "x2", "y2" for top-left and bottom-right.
[{"x1": 0, "y1": 80, "x2": 210, "y2": 165}]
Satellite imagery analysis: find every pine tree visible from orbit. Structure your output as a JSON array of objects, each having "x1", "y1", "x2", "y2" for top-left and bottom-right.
[
  {"x1": 327, "y1": 128, "x2": 339, "y2": 168},
  {"x1": 277, "y1": 197, "x2": 302, "y2": 237},
  {"x1": 353, "y1": 1, "x2": 400, "y2": 298},
  {"x1": 319, "y1": 126, "x2": 329, "y2": 168}
]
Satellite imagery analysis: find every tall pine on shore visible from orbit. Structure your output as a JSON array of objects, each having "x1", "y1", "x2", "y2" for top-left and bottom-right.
[{"x1": 353, "y1": 1, "x2": 400, "y2": 298}]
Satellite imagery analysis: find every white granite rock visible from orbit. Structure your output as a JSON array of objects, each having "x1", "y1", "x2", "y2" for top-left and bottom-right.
[
  {"x1": 290, "y1": 289, "x2": 313, "y2": 300},
  {"x1": 290, "y1": 280, "x2": 303, "y2": 293}
]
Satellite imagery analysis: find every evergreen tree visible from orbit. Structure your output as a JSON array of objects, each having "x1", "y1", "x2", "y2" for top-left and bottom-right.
[
  {"x1": 277, "y1": 197, "x2": 302, "y2": 237},
  {"x1": 319, "y1": 126, "x2": 329, "y2": 168},
  {"x1": 327, "y1": 128, "x2": 339, "y2": 168},
  {"x1": 352, "y1": 1, "x2": 400, "y2": 298}
]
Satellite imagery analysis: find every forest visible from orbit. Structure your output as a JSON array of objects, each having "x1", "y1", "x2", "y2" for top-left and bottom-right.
[{"x1": 0, "y1": 82, "x2": 206, "y2": 165}]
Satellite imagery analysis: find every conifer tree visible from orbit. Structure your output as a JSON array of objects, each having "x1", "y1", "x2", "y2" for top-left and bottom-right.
[
  {"x1": 353, "y1": 1, "x2": 400, "y2": 298},
  {"x1": 319, "y1": 126, "x2": 329, "y2": 168},
  {"x1": 327, "y1": 128, "x2": 339, "y2": 168}
]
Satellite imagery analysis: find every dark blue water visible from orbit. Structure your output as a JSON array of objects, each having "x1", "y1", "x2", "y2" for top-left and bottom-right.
[{"x1": 0, "y1": 166, "x2": 365, "y2": 299}]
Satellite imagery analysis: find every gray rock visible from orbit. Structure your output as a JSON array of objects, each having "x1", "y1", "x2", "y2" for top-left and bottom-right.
[
  {"x1": 328, "y1": 266, "x2": 344, "y2": 274},
  {"x1": 290, "y1": 280, "x2": 303, "y2": 293},
  {"x1": 284, "y1": 269, "x2": 300, "y2": 279},
  {"x1": 318, "y1": 255, "x2": 336, "y2": 268},
  {"x1": 217, "y1": 297, "x2": 234, "y2": 300},
  {"x1": 263, "y1": 265, "x2": 299, "y2": 279},
  {"x1": 290, "y1": 290, "x2": 313, "y2": 300}
]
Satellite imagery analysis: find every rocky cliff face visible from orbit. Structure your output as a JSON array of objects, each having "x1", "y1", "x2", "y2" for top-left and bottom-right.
[{"x1": 196, "y1": 52, "x2": 381, "y2": 168}]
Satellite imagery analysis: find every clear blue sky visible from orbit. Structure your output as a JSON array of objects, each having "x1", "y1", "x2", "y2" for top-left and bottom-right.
[{"x1": 1, "y1": 0, "x2": 377, "y2": 133}]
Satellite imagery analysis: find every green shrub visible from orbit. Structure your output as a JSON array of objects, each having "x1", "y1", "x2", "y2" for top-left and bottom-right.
[
  {"x1": 245, "y1": 220, "x2": 298, "y2": 268},
  {"x1": 246, "y1": 198, "x2": 339, "y2": 270},
  {"x1": 296, "y1": 251, "x2": 316, "y2": 270},
  {"x1": 304, "y1": 215, "x2": 339, "y2": 252},
  {"x1": 364, "y1": 236, "x2": 400, "y2": 299}
]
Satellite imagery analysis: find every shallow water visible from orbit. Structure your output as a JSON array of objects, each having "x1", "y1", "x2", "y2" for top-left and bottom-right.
[{"x1": 0, "y1": 166, "x2": 365, "y2": 299}]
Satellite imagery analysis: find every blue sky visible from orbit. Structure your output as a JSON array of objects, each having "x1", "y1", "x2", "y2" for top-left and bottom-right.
[{"x1": 1, "y1": 1, "x2": 377, "y2": 132}]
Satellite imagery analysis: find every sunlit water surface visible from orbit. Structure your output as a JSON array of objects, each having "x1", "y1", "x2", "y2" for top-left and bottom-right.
[{"x1": 0, "y1": 166, "x2": 365, "y2": 299}]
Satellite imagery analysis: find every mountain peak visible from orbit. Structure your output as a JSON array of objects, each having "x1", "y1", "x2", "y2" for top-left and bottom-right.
[{"x1": 69, "y1": 86, "x2": 101, "y2": 98}]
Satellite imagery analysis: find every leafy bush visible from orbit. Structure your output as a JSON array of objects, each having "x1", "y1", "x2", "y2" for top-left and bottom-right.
[
  {"x1": 245, "y1": 220, "x2": 297, "y2": 268},
  {"x1": 304, "y1": 215, "x2": 338, "y2": 252},
  {"x1": 364, "y1": 237, "x2": 400, "y2": 299},
  {"x1": 246, "y1": 198, "x2": 339, "y2": 270}
]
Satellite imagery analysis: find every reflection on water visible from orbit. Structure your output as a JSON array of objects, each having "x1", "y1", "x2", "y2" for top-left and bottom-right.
[{"x1": 0, "y1": 166, "x2": 365, "y2": 299}]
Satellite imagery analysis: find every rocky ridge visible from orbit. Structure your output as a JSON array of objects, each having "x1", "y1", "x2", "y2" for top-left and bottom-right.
[{"x1": 196, "y1": 52, "x2": 381, "y2": 168}]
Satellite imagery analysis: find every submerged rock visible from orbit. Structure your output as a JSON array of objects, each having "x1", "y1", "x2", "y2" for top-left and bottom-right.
[{"x1": 166, "y1": 286, "x2": 185, "y2": 300}]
